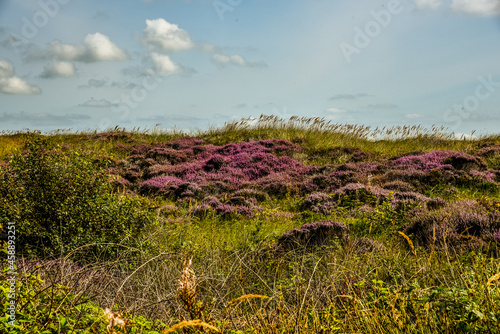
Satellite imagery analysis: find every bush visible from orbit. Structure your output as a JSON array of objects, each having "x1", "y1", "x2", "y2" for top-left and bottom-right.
[
  {"x1": 403, "y1": 200, "x2": 499, "y2": 250},
  {"x1": 278, "y1": 220, "x2": 349, "y2": 249},
  {"x1": 0, "y1": 139, "x2": 155, "y2": 258}
]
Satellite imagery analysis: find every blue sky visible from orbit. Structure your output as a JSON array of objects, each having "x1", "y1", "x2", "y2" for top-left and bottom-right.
[{"x1": 0, "y1": 0, "x2": 499, "y2": 135}]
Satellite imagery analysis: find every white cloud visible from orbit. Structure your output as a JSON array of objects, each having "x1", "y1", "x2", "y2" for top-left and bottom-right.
[
  {"x1": 451, "y1": 0, "x2": 500, "y2": 16},
  {"x1": 454, "y1": 132, "x2": 478, "y2": 140},
  {"x1": 144, "y1": 52, "x2": 181, "y2": 75},
  {"x1": 82, "y1": 33, "x2": 129, "y2": 61},
  {"x1": 142, "y1": 18, "x2": 194, "y2": 53},
  {"x1": 406, "y1": 113, "x2": 423, "y2": 119},
  {"x1": 79, "y1": 98, "x2": 118, "y2": 108},
  {"x1": 415, "y1": 0, "x2": 442, "y2": 9},
  {"x1": 29, "y1": 33, "x2": 128, "y2": 62},
  {"x1": 0, "y1": 60, "x2": 15, "y2": 78},
  {"x1": 211, "y1": 54, "x2": 266, "y2": 68},
  {"x1": 0, "y1": 60, "x2": 41, "y2": 95},
  {"x1": 325, "y1": 107, "x2": 347, "y2": 113},
  {"x1": 40, "y1": 61, "x2": 76, "y2": 78}
]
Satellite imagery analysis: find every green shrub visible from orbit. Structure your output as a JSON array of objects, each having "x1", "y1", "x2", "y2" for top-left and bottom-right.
[{"x1": 0, "y1": 138, "x2": 155, "y2": 258}]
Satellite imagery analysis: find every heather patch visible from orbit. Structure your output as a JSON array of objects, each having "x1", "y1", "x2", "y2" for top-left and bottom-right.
[
  {"x1": 392, "y1": 150, "x2": 486, "y2": 173},
  {"x1": 277, "y1": 220, "x2": 349, "y2": 250},
  {"x1": 119, "y1": 137, "x2": 310, "y2": 200},
  {"x1": 302, "y1": 192, "x2": 337, "y2": 215},
  {"x1": 232, "y1": 188, "x2": 271, "y2": 202},
  {"x1": 139, "y1": 175, "x2": 184, "y2": 195},
  {"x1": 382, "y1": 180, "x2": 415, "y2": 192},
  {"x1": 404, "y1": 200, "x2": 500, "y2": 250}
]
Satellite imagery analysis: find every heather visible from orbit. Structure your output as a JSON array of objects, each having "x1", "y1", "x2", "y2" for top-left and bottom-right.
[{"x1": 1, "y1": 117, "x2": 500, "y2": 333}]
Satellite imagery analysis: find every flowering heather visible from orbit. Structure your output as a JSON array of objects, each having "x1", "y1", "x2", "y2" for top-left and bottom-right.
[
  {"x1": 255, "y1": 173, "x2": 297, "y2": 197},
  {"x1": 139, "y1": 176, "x2": 183, "y2": 193},
  {"x1": 300, "y1": 174, "x2": 342, "y2": 194},
  {"x1": 216, "y1": 139, "x2": 302, "y2": 157},
  {"x1": 175, "y1": 182, "x2": 202, "y2": 199},
  {"x1": 197, "y1": 195, "x2": 258, "y2": 218},
  {"x1": 110, "y1": 175, "x2": 131, "y2": 187},
  {"x1": 278, "y1": 220, "x2": 349, "y2": 249},
  {"x1": 214, "y1": 204, "x2": 255, "y2": 218},
  {"x1": 167, "y1": 137, "x2": 205, "y2": 150},
  {"x1": 477, "y1": 145, "x2": 500, "y2": 158},
  {"x1": 158, "y1": 205, "x2": 178, "y2": 214},
  {"x1": 233, "y1": 188, "x2": 271, "y2": 202},
  {"x1": 495, "y1": 230, "x2": 500, "y2": 243},
  {"x1": 145, "y1": 147, "x2": 191, "y2": 164},
  {"x1": 302, "y1": 192, "x2": 336, "y2": 215},
  {"x1": 404, "y1": 200, "x2": 497, "y2": 249},
  {"x1": 470, "y1": 170, "x2": 497, "y2": 183},
  {"x1": 203, "y1": 154, "x2": 228, "y2": 171},
  {"x1": 201, "y1": 196, "x2": 223, "y2": 208},
  {"x1": 426, "y1": 197, "x2": 447, "y2": 211},
  {"x1": 382, "y1": 181, "x2": 415, "y2": 192},
  {"x1": 334, "y1": 183, "x2": 386, "y2": 206},
  {"x1": 392, "y1": 150, "x2": 486, "y2": 172},
  {"x1": 227, "y1": 195, "x2": 257, "y2": 207}
]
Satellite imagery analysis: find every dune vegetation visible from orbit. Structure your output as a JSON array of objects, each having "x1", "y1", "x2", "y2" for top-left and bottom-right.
[{"x1": 1, "y1": 115, "x2": 500, "y2": 333}]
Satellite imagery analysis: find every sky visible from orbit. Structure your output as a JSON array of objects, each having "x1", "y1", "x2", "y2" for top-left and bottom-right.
[{"x1": 0, "y1": 0, "x2": 499, "y2": 135}]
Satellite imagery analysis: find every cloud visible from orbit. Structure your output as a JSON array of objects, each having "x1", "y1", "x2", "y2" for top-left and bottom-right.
[
  {"x1": 454, "y1": 132, "x2": 478, "y2": 140},
  {"x1": 450, "y1": 0, "x2": 500, "y2": 16},
  {"x1": 211, "y1": 54, "x2": 266, "y2": 68},
  {"x1": 329, "y1": 93, "x2": 371, "y2": 101},
  {"x1": 406, "y1": 113, "x2": 423, "y2": 119},
  {"x1": 79, "y1": 98, "x2": 118, "y2": 108},
  {"x1": 0, "y1": 60, "x2": 41, "y2": 95},
  {"x1": 415, "y1": 0, "x2": 442, "y2": 9},
  {"x1": 367, "y1": 103, "x2": 398, "y2": 109},
  {"x1": 325, "y1": 107, "x2": 347, "y2": 113},
  {"x1": 144, "y1": 52, "x2": 181, "y2": 75},
  {"x1": 0, "y1": 60, "x2": 14, "y2": 78},
  {"x1": 28, "y1": 33, "x2": 128, "y2": 62},
  {"x1": 142, "y1": 18, "x2": 194, "y2": 53},
  {"x1": 79, "y1": 78, "x2": 108, "y2": 88},
  {"x1": 40, "y1": 61, "x2": 76, "y2": 78},
  {"x1": 198, "y1": 42, "x2": 221, "y2": 54}
]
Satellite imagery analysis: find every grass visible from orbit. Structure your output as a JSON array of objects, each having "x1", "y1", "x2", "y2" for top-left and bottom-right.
[{"x1": 1, "y1": 115, "x2": 500, "y2": 333}]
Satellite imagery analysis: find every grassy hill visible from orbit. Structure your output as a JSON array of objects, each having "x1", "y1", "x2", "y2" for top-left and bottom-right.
[{"x1": 1, "y1": 116, "x2": 500, "y2": 333}]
